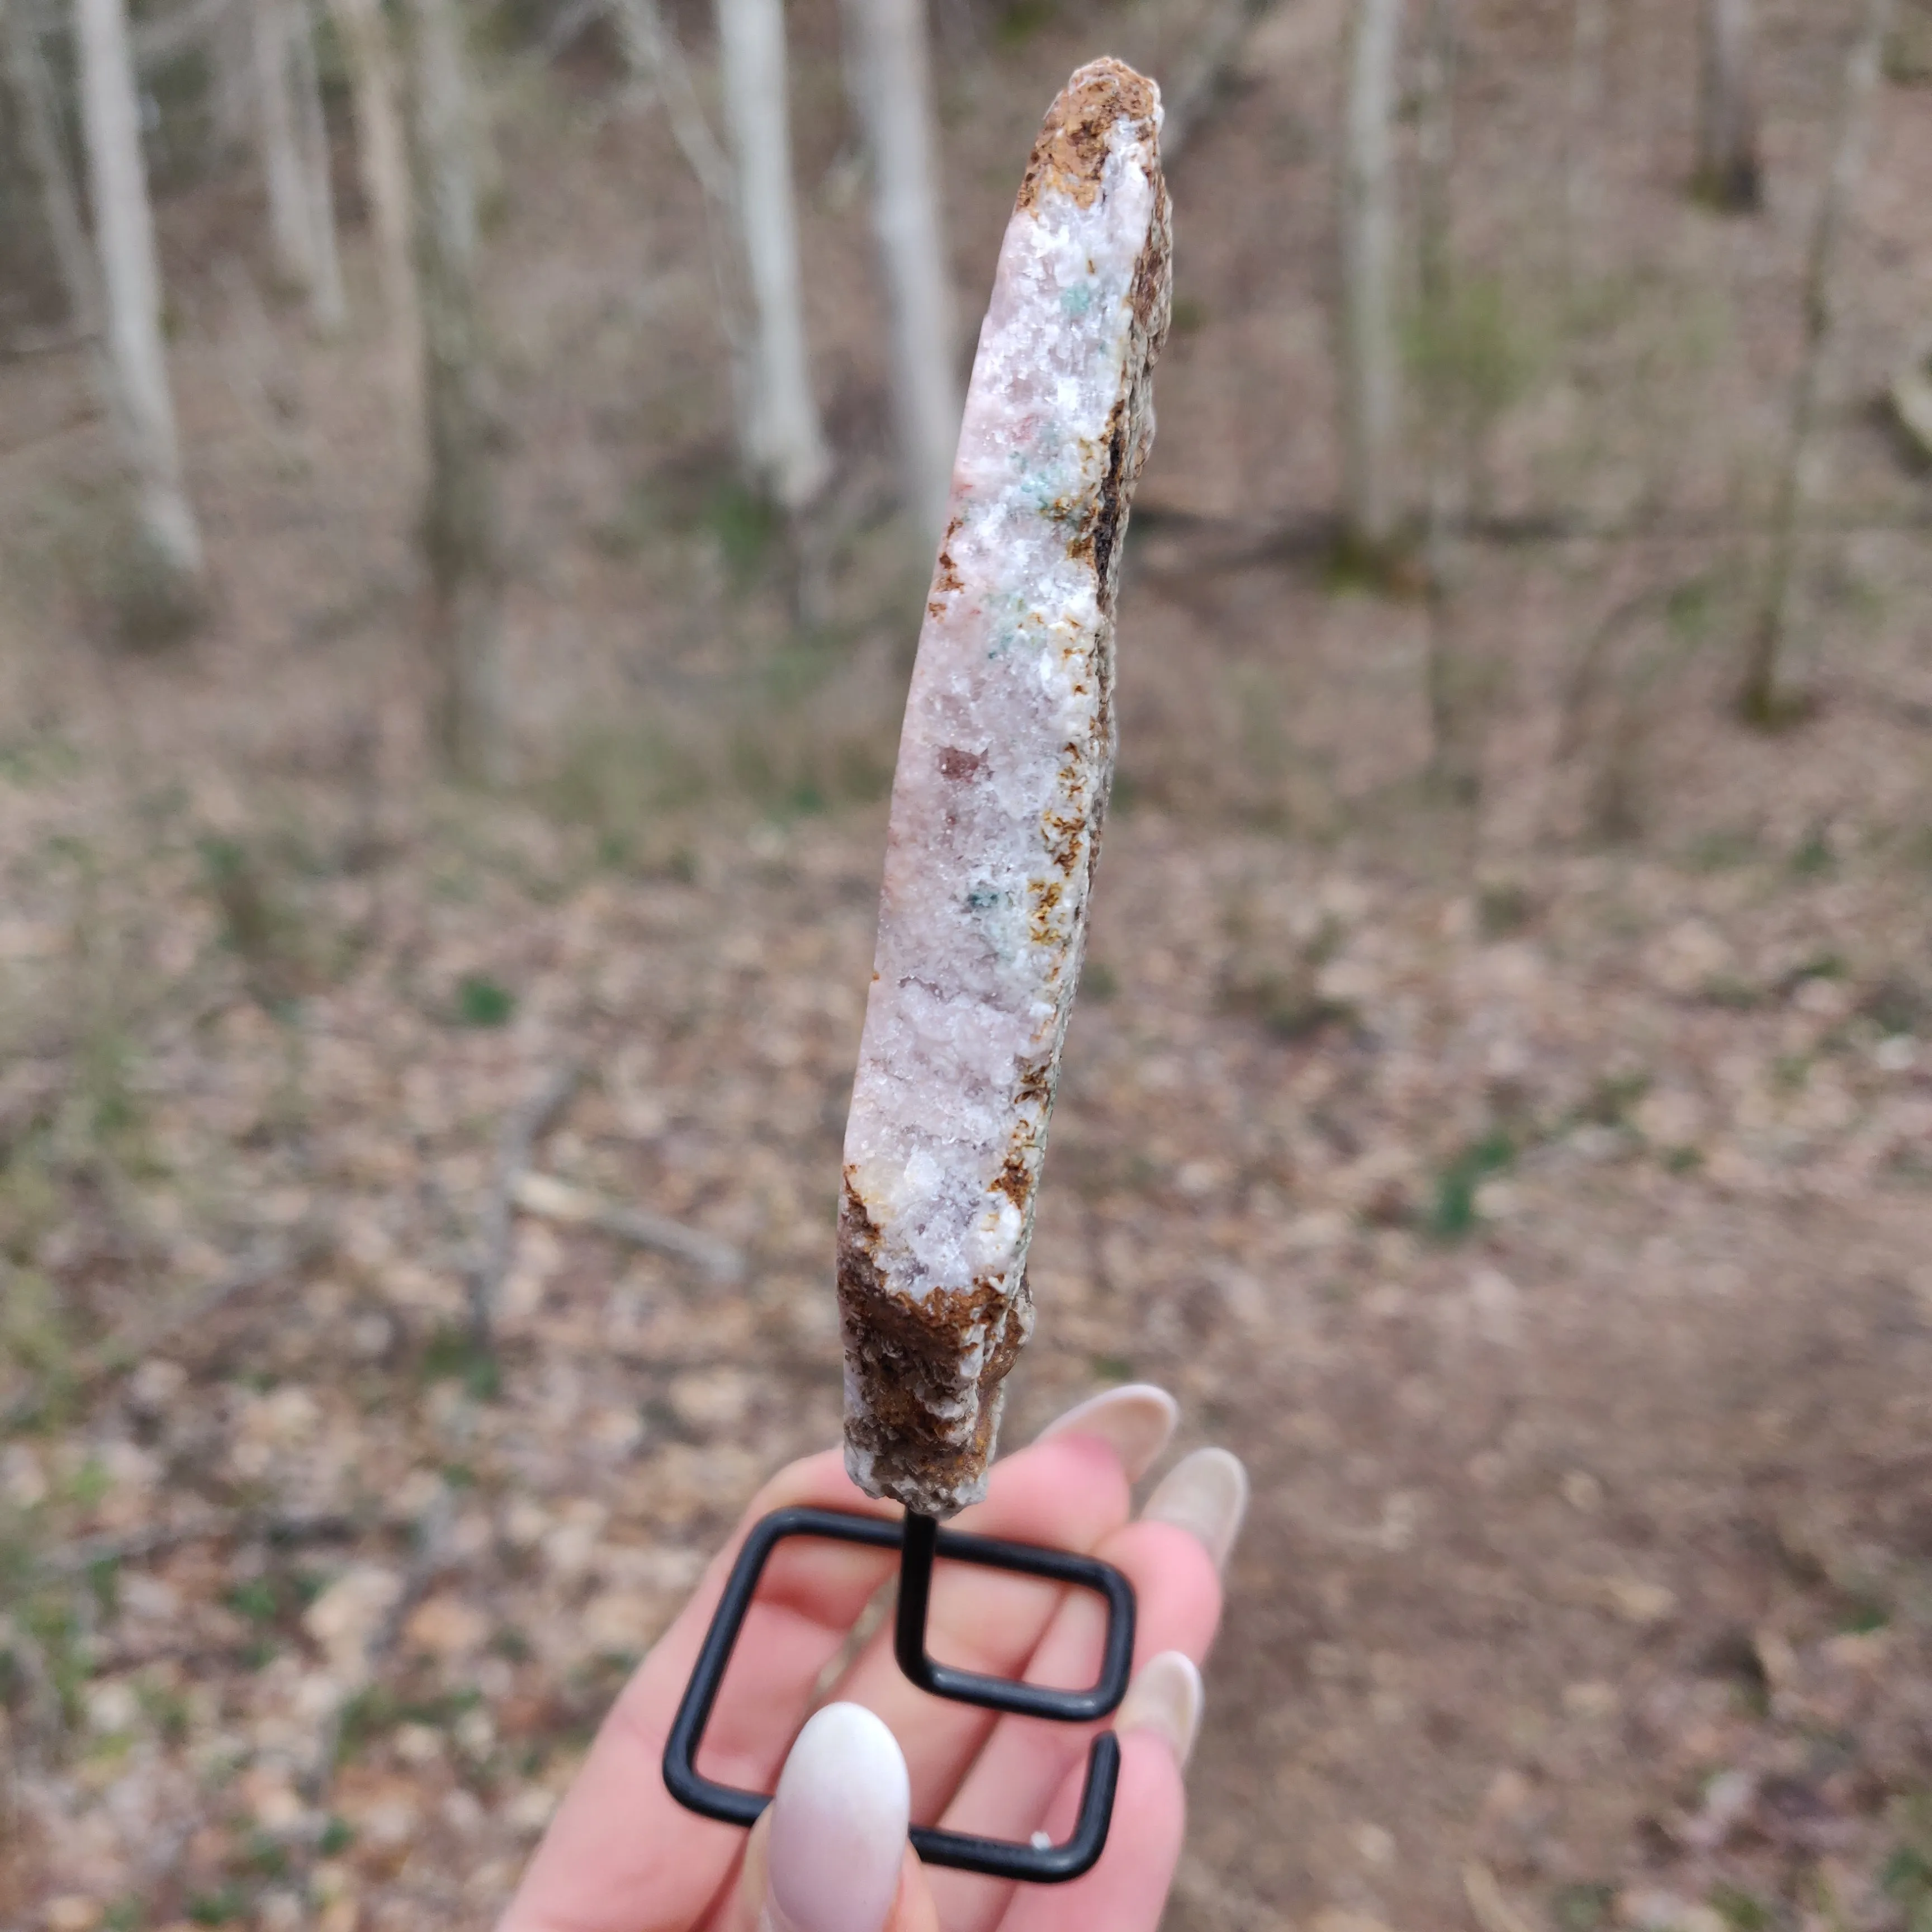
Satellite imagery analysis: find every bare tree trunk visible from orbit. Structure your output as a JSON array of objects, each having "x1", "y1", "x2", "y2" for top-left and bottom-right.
[
  {"x1": 1739, "y1": 0, "x2": 1896, "y2": 724},
  {"x1": 1159, "y1": 0, "x2": 1281, "y2": 164},
  {"x1": 401, "y1": 0, "x2": 507, "y2": 782},
  {"x1": 329, "y1": 0, "x2": 419, "y2": 436},
  {"x1": 841, "y1": 0, "x2": 959, "y2": 552},
  {"x1": 608, "y1": 0, "x2": 756, "y2": 458},
  {"x1": 1338, "y1": 0, "x2": 1405, "y2": 562},
  {"x1": 1561, "y1": 0, "x2": 1606, "y2": 286},
  {"x1": 253, "y1": 0, "x2": 316, "y2": 294},
  {"x1": 74, "y1": 0, "x2": 205, "y2": 598},
  {"x1": 208, "y1": 0, "x2": 255, "y2": 155},
  {"x1": 1415, "y1": 0, "x2": 1479, "y2": 808},
  {"x1": 2, "y1": 0, "x2": 105, "y2": 343},
  {"x1": 714, "y1": 0, "x2": 828, "y2": 512},
  {"x1": 1696, "y1": 0, "x2": 1760, "y2": 211},
  {"x1": 290, "y1": 0, "x2": 345, "y2": 329}
]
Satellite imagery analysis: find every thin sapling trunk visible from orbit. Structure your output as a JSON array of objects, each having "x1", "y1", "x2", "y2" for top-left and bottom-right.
[
  {"x1": 290, "y1": 0, "x2": 346, "y2": 329},
  {"x1": 1338, "y1": 0, "x2": 1405, "y2": 564},
  {"x1": 75, "y1": 0, "x2": 206, "y2": 625},
  {"x1": 402, "y1": 0, "x2": 508, "y2": 781},
  {"x1": 841, "y1": 0, "x2": 960, "y2": 552},
  {"x1": 1739, "y1": 0, "x2": 1897, "y2": 724},
  {"x1": 1696, "y1": 0, "x2": 1761, "y2": 212},
  {"x1": 714, "y1": 0, "x2": 829, "y2": 513}
]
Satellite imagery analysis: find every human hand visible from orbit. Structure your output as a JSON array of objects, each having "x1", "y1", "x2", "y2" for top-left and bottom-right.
[{"x1": 498, "y1": 1384, "x2": 1247, "y2": 1932}]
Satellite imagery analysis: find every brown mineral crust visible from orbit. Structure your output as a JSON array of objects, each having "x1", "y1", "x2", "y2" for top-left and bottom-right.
[
  {"x1": 1016, "y1": 58, "x2": 1159, "y2": 216},
  {"x1": 836, "y1": 1177, "x2": 1033, "y2": 1513},
  {"x1": 927, "y1": 518, "x2": 965, "y2": 618},
  {"x1": 1060, "y1": 106, "x2": 1168, "y2": 621},
  {"x1": 1102, "y1": 183, "x2": 1172, "y2": 614}
]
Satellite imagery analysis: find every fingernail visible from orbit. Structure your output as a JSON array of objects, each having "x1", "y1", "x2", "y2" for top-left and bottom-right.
[
  {"x1": 1140, "y1": 1447, "x2": 1249, "y2": 1572},
  {"x1": 1033, "y1": 1383, "x2": 1179, "y2": 1482},
  {"x1": 761, "y1": 1703, "x2": 909, "y2": 1932},
  {"x1": 1116, "y1": 1650, "x2": 1205, "y2": 1767}
]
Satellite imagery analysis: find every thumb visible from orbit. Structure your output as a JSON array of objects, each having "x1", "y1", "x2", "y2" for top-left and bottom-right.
[{"x1": 732, "y1": 1703, "x2": 937, "y2": 1932}]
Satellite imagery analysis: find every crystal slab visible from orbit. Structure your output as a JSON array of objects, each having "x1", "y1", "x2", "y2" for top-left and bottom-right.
[{"x1": 837, "y1": 58, "x2": 1172, "y2": 1516}]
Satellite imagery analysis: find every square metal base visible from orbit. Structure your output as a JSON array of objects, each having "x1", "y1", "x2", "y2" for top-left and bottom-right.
[{"x1": 661, "y1": 1504, "x2": 1137, "y2": 1882}]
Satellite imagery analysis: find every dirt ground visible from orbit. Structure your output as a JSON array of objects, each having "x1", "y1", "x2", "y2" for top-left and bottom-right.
[{"x1": 4, "y1": 0, "x2": 1932, "y2": 1927}]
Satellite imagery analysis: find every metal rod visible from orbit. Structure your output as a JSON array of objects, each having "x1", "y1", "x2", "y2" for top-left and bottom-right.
[
  {"x1": 893, "y1": 1509, "x2": 941, "y2": 1688},
  {"x1": 664, "y1": 1504, "x2": 1136, "y2": 1881},
  {"x1": 892, "y1": 1507, "x2": 1135, "y2": 1722}
]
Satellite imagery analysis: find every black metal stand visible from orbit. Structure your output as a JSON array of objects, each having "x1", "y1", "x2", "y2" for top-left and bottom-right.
[{"x1": 662, "y1": 1504, "x2": 1137, "y2": 1882}]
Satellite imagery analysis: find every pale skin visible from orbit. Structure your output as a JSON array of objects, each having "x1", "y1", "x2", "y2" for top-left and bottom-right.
[{"x1": 499, "y1": 1430, "x2": 1227, "y2": 1932}]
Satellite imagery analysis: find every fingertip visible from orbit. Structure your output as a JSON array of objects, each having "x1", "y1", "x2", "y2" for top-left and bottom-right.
[
  {"x1": 1031, "y1": 1384, "x2": 1180, "y2": 1482},
  {"x1": 1140, "y1": 1446, "x2": 1249, "y2": 1573},
  {"x1": 1115, "y1": 1650, "x2": 1204, "y2": 1768},
  {"x1": 763, "y1": 1703, "x2": 910, "y2": 1932}
]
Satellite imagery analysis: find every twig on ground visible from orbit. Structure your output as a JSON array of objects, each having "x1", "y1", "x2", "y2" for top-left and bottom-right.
[
  {"x1": 302, "y1": 1489, "x2": 456, "y2": 1810},
  {"x1": 527, "y1": 1316, "x2": 785, "y2": 1372},
  {"x1": 467, "y1": 1062, "x2": 583, "y2": 1354},
  {"x1": 0, "y1": 1220, "x2": 333, "y2": 1431},
  {"x1": 1556, "y1": 583, "x2": 1674, "y2": 759},
  {"x1": 511, "y1": 1169, "x2": 747, "y2": 1283},
  {"x1": 0, "y1": 1615, "x2": 66, "y2": 1758},
  {"x1": 36, "y1": 1508, "x2": 359, "y2": 1579},
  {"x1": 1464, "y1": 1860, "x2": 1538, "y2": 1932}
]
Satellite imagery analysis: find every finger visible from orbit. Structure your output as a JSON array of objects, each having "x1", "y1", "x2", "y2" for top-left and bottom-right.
[
  {"x1": 996, "y1": 1723, "x2": 1191, "y2": 1932},
  {"x1": 729, "y1": 1824, "x2": 939, "y2": 1932},
  {"x1": 1030, "y1": 1383, "x2": 1178, "y2": 1480},
  {"x1": 926, "y1": 1518, "x2": 1223, "y2": 1932},
  {"x1": 501, "y1": 1450, "x2": 899, "y2": 1932},
  {"x1": 929, "y1": 1449, "x2": 1246, "y2": 1930},
  {"x1": 819, "y1": 1431, "x2": 1135, "y2": 1819},
  {"x1": 501, "y1": 1431, "x2": 1142, "y2": 1932},
  {"x1": 717, "y1": 1703, "x2": 937, "y2": 1932}
]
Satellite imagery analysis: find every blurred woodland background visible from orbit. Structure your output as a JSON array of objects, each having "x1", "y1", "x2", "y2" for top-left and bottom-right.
[{"x1": 4, "y1": 0, "x2": 1932, "y2": 1925}]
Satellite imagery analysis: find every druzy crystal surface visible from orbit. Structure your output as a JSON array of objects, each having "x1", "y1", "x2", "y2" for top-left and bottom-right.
[{"x1": 837, "y1": 58, "x2": 1172, "y2": 1516}]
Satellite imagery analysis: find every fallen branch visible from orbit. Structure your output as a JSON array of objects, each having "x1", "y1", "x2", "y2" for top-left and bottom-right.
[
  {"x1": 1464, "y1": 1861, "x2": 1538, "y2": 1932},
  {"x1": 1127, "y1": 499, "x2": 1932, "y2": 576},
  {"x1": 37, "y1": 1508, "x2": 359, "y2": 1579},
  {"x1": 523, "y1": 1315, "x2": 786, "y2": 1371},
  {"x1": 0, "y1": 1614, "x2": 65, "y2": 1759},
  {"x1": 301, "y1": 1488, "x2": 456, "y2": 1819},
  {"x1": 0, "y1": 1219, "x2": 333, "y2": 1431},
  {"x1": 512, "y1": 1169, "x2": 747, "y2": 1283},
  {"x1": 467, "y1": 1062, "x2": 583, "y2": 1354},
  {"x1": 1889, "y1": 332, "x2": 1932, "y2": 461}
]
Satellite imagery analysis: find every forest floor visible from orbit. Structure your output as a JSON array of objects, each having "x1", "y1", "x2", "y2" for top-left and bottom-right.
[{"x1": 4, "y1": 0, "x2": 1932, "y2": 1926}]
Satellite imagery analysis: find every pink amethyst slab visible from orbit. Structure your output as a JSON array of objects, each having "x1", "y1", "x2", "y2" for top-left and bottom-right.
[{"x1": 837, "y1": 58, "x2": 1172, "y2": 1517}]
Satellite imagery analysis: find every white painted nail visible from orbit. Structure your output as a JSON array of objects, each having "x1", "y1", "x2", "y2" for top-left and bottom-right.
[
  {"x1": 1032, "y1": 1384, "x2": 1180, "y2": 1482},
  {"x1": 1140, "y1": 1447, "x2": 1249, "y2": 1572},
  {"x1": 1116, "y1": 1650, "x2": 1205, "y2": 1767},
  {"x1": 760, "y1": 1704, "x2": 909, "y2": 1932}
]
